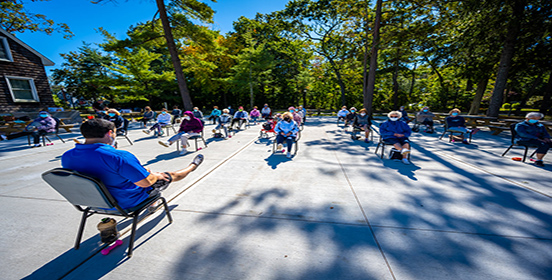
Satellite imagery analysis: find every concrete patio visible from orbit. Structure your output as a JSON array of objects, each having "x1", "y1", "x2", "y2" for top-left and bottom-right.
[{"x1": 1, "y1": 117, "x2": 551, "y2": 280}]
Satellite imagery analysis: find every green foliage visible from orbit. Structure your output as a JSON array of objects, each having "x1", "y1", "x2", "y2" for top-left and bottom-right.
[{"x1": 0, "y1": 0, "x2": 73, "y2": 38}]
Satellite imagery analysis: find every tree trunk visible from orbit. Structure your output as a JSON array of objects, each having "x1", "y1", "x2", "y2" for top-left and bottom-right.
[
  {"x1": 392, "y1": 49, "x2": 400, "y2": 109},
  {"x1": 540, "y1": 71, "x2": 552, "y2": 115},
  {"x1": 249, "y1": 64, "x2": 254, "y2": 110},
  {"x1": 328, "y1": 57, "x2": 347, "y2": 106},
  {"x1": 156, "y1": 0, "x2": 193, "y2": 111},
  {"x1": 468, "y1": 77, "x2": 489, "y2": 115},
  {"x1": 408, "y1": 62, "x2": 416, "y2": 100},
  {"x1": 362, "y1": 0, "x2": 369, "y2": 102},
  {"x1": 364, "y1": 0, "x2": 383, "y2": 115},
  {"x1": 487, "y1": 0, "x2": 525, "y2": 117}
]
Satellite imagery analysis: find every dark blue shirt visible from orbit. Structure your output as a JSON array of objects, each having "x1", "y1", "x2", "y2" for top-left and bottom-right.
[
  {"x1": 446, "y1": 116, "x2": 466, "y2": 128},
  {"x1": 380, "y1": 120, "x2": 412, "y2": 140},
  {"x1": 61, "y1": 143, "x2": 151, "y2": 209},
  {"x1": 515, "y1": 121, "x2": 550, "y2": 142}
]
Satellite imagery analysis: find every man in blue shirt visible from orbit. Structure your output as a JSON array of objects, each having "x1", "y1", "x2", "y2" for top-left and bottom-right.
[{"x1": 62, "y1": 118, "x2": 203, "y2": 209}]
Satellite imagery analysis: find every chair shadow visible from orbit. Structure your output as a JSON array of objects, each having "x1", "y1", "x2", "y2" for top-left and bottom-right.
[
  {"x1": 143, "y1": 152, "x2": 183, "y2": 166},
  {"x1": 22, "y1": 205, "x2": 177, "y2": 280}
]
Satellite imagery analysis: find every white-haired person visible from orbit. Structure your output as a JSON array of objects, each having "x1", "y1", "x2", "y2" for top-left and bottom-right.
[
  {"x1": 379, "y1": 111, "x2": 412, "y2": 164},
  {"x1": 274, "y1": 112, "x2": 300, "y2": 158},
  {"x1": 445, "y1": 108, "x2": 478, "y2": 144},
  {"x1": 515, "y1": 112, "x2": 551, "y2": 167},
  {"x1": 212, "y1": 108, "x2": 233, "y2": 139},
  {"x1": 143, "y1": 108, "x2": 171, "y2": 136}
]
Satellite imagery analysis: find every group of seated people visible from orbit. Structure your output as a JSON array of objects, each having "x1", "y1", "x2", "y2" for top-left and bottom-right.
[{"x1": 338, "y1": 105, "x2": 551, "y2": 166}]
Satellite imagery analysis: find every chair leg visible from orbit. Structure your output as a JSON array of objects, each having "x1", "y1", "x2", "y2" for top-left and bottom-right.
[
  {"x1": 56, "y1": 134, "x2": 65, "y2": 143},
  {"x1": 127, "y1": 215, "x2": 139, "y2": 258},
  {"x1": 439, "y1": 131, "x2": 446, "y2": 140},
  {"x1": 380, "y1": 144, "x2": 385, "y2": 159},
  {"x1": 501, "y1": 145, "x2": 513, "y2": 157},
  {"x1": 523, "y1": 147, "x2": 529, "y2": 162},
  {"x1": 161, "y1": 197, "x2": 173, "y2": 223},
  {"x1": 27, "y1": 135, "x2": 31, "y2": 146},
  {"x1": 75, "y1": 209, "x2": 89, "y2": 250},
  {"x1": 529, "y1": 150, "x2": 537, "y2": 159},
  {"x1": 202, "y1": 137, "x2": 207, "y2": 147}
]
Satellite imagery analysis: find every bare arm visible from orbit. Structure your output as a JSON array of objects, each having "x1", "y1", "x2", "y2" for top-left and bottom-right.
[{"x1": 134, "y1": 172, "x2": 170, "y2": 188}]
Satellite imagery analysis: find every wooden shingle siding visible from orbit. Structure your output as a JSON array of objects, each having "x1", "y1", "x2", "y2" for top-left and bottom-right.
[{"x1": 0, "y1": 35, "x2": 54, "y2": 113}]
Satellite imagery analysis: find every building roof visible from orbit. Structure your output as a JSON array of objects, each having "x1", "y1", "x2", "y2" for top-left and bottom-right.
[{"x1": 0, "y1": 28, "x2": 55, "y2": 66}]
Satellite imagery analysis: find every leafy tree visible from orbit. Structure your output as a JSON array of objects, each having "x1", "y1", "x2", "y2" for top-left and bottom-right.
[{"x1": 0, "y1": 0, "x2": 73, "y2": 38}]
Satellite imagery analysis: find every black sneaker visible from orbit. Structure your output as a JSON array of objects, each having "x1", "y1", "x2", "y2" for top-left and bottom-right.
[
  {"x1": 191, "y1": 154, "x2": 204, "y2": 167},
  {"x1": 535, "y1": 160, "x2": 544, "y2": 167}
]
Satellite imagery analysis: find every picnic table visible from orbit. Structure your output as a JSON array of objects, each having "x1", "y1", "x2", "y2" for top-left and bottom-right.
[
  {"x1": 0, "y1": 120, "x2": 32, "y2": 135},
  {"x1": 462, "y1": 115, "x2": 497, "y2": 128}
]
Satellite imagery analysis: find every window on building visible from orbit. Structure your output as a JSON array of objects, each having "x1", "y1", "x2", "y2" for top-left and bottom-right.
[
  {"x1": 5, "y1": 76, "x2": 40, "y2": 102},
  {"x1": 0, "y1": 37, "x2": 13, "y2": 62}
]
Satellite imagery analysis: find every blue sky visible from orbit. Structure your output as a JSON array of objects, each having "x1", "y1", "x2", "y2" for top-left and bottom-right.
[{"x1": 16, "y1": 0, "x2": 290, "y2": 73}]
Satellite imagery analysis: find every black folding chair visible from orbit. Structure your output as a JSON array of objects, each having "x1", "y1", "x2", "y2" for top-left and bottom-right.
[
  {"x1": 439, "y1": 120, "x2": 472, "y2": 143},
  {"x1": 374, "y1": 134, "x2": 411, "y2": 160},
  {"x1": 176, "y1": 130, "x2": 208, "y2": 152},
  {"x1": 272, "y1": 135, "x2": 299, "y2": 155},
  {"x1": 117, "y1": 118, "x2": 133, "y2": 145},
  {"x1": 41, "y1": 168, "x2": 172, "y2": 257},
  {"x1": 27, "y1": 117, "x2": 66, "y2": 146},
  {"x1": 501, "y1": 123, "x2": 538, "y2": 162}
]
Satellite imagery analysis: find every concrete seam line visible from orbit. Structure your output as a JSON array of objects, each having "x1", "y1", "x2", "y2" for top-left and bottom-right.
[{"x1": 325, "y1": 131, "x2": 397, "y2": 280}]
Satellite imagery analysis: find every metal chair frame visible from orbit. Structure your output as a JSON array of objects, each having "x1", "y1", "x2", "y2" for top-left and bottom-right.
[{"x1": 41, "y1": 168, "x2": 172, "y2": 257}]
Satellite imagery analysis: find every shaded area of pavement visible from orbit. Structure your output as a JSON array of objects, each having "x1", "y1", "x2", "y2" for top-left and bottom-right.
[{"x1": 0, "y1": 117, "x2": 551, "y2": 279}]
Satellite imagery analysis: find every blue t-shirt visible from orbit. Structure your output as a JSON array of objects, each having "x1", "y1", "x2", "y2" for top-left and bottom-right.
[{"x1": 61, "y1": 143, "x2": 151, "y2": 209}]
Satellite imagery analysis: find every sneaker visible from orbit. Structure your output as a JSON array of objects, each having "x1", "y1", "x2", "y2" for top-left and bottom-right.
[
  {"x1": 402, "y1": 158, "x2": 410, "y2": 165},
  {"x1": 462, "y1": 140, "x2": 470, "y2": 145},
  {"x1": 0, "y1": 135, "x2": 6, "y2": 140},
  {"x1": 33, "y1": 143, "x2": 41, "y2": 147},
  {"x1": 364, "y1": 139, "x2": 370, "y2": 143},
  {"x1": 179, "y1": 149, "x2": 188, "y2": 155},
  {"x1": 158, "y1": 140, "x2": 170, "y2": 147},
  {"x1": 277, "y1": 144, "x2": 283, "y2": 150},
  {"x1": 147, "y1": 201, "x2": 161, "y2": 213},
  {"x1": 191, "y1": 154, "x2": 204, "y2": 167},
  {"x1": 401, "y1": 149, "x2": 410, "y2": 155},
  {"x1": 535, "y1": 160, "x2": 544, "y2": 167},
  {"x1": 351, "y1": 135, "x2": 356, "y2": 140},
  {"x1": 142, "y1": 129, "x2": 150, "y2": 135},
  {"x1": 286, "y1": 152, "x2": 292, "y2": 158}
]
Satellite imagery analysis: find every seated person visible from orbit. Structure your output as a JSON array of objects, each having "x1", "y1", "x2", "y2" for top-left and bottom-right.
[
  {"x1": 141, "y1": 106, "x2": 156, "y2": 127},
  {"x1": 261, "y1": 104, "x2": 272, "y2": 119},
  {"x1": 249, "y1": 106, "x2": 261, "y2": 125},
  {"x1": 445, "y1": 108, "x2": 478, "y2": 144},
  {"x1": 337, "y1": 106, "x2": 349, "y2": 122},
  {"x1": 352, "y1": 108, "x2": 372, "y2": 142},
  {"x1": 24, "y1": 111, "x2": 56, "y2": 147},
  {"x1": 208, "y1": 106, "x2": 221, "y2": 124},
  {"x1": 416, "y1": 106, "x2": 435, "y2": 133},
  {"x1": 398, "y1": 106, "x2": 410, "y2": 123},
  {"x1": 231, "y1": 106, "x2": 248, "y2": 130},
  {"x1": 288, "y1": 107, "x2": 302, "y2": 126},
  {"x1": 379, "y1": 111, "x2": 412, "y2": 165},
  {"x1": 212, "y1": 108, "x2": 232, "y2": 139},
  {"x1": 192, "y1": 107, "x2": 204, "y2": 120},
  {"x1": 106, "y1": 109, "x2": 125, "y2": 133},
  {"x1": 62, "y1": 118, "x2": 203, "y2": 210},
  {"x1": 171, "y1": 105, "x2": 182, "y2": 125},
  {"x1": 143, "y1": 108, "x2": 171, "y2": 136},
  {"x1": 274, "y1": 112, "x2": 300, "y2": 158},
  {"x1": 93, "y1": 99, "x2": 107, "y2": 117},
  {"x1": 345, "y1": 107, "x2": 357, "y2": 126},
  {"x1": 159, "y1": 111, "x2": 204, "y2": 155},
  {"x1": 515, "y1": 112, "x2": 551, "y2": 167},
  {"x1": 298, "y1": 105, "x2": 307, "y2": 123}
]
